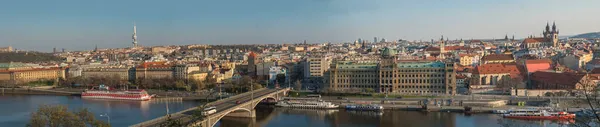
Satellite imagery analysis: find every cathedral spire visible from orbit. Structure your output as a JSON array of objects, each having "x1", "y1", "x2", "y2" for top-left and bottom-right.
[{"x1": 552, "y1": 21, "x2": 557, "y2": 32}]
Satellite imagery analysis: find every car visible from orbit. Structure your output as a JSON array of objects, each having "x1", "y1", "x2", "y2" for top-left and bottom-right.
[
  {"x1": 236, "y1": 101, "x2": 241, "y2": 104},
  {"x1": 396, "y1": 96, "x2": 403, "y2": 99}
]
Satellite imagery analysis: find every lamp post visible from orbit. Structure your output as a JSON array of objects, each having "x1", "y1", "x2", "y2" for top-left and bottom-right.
[{"x1": 100, "y1": 113, "x2": 110, "y2": 125}]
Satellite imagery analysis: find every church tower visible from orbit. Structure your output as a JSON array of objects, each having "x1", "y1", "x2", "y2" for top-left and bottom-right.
[
  {"x1": 440, "y1": 35, "x2": 446, "y2": 53},
  {"x1": 543, "y1": 21, "x2": 559, "y2": 47}
]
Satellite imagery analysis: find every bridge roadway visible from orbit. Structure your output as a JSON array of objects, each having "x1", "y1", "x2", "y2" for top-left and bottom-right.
[{"x1": 132, "y1": 88, "x2": 284, "y2": 127}]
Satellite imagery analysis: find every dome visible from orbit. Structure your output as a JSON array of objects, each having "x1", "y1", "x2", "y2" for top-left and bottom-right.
[{"x1": 381, "y1": 47, "x2": 397, "y2": 57}]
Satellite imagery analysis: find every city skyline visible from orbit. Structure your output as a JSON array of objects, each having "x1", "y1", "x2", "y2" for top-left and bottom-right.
[{"x1": 2, "y1": 0, "x2": 600, "y2": 51}]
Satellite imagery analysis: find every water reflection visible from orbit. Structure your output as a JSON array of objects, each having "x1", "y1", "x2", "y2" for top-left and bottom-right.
[
  {"x1": 0, "y1": 94, "x2": 202, "y2": 127},
  {"x1": 216, "y1": 105, "x2": 573, "y2": 127}
]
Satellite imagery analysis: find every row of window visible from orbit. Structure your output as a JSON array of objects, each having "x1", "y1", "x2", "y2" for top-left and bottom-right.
[{"x1": 334, "y1": 78, "x2": 451, "y2": 84}]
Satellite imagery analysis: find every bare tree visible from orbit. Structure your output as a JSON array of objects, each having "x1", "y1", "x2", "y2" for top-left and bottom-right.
[{"x1": 28, "y1": 105, "x2": 109, "y2": 127}]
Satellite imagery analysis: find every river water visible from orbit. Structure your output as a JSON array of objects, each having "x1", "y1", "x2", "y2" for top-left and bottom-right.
[{"x1": 0, "y1": 94, "x2": 572, "y2": 127}]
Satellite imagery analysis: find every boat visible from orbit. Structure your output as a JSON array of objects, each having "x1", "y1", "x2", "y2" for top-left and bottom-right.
[
  {"x1": 345, "y1": 104, "x2": 384, "y2": 111},
  {"x1": 275, "y1": 99, "x2": 338, "y2": 109},
  {"x1": 493, "y1": 110, "x2": 508, "y2": 114},
  {"x1": 81, "y1": 85, "x2": 152, "y2": 101},
  {"x1": 503, "y1": 109, "x2": 576, "y2": 120}
]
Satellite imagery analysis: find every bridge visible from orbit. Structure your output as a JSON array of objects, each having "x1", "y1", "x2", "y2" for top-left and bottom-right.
[{"x1": 131, "y1": 88, "x2": 290, "y2": 127}]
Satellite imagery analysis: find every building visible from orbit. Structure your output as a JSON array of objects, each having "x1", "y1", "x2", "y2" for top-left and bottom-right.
[
  {"x1": 472, "y1": 63, "x2": 520, "y2": 85},
  {"x1": 561, "y1": 50, "x2": 593, "y2": 70},
  {"x1": 0, "y1": 62, "x2": 65, "y2": 85},
  {"x1": 523, "y1": 59, "x2": 553, "y2": 74},
  {"x1": 135, "y1": 62, "x2": 174, "y2": 79},
  {"x1": 248, "y1": 52, "x2": 257, "y2": 76},
  {"x1": 481, "y1": 52, "x2": 514, "y2": 64},
  {"x1": 521, "y1": 22, "x2": 559, "y2": 49},
  {"x1": 82, "y1": 66, "x2": 132, "y2": 81},
  {"x1": 174, "y1": 64, "x2": 200, "y2": 81},
  {"x1": 458, "y1": 54, "x2": 480, "y2": 66},
  {"x1": 304, "y1": 53, "x2": 331, "y2": 79},
  {"x1": 188, "y1": 71, "x2": 208, "y2": 82},
  {"x1": 0, "y1": 46, "x2": 13, "y2": 52},
  {"x1": 325, "y1": 47, "x2": 457, "y2": 95},
  {"x1": 530, "y1": 71, "x2": 591, "y2": 90}
]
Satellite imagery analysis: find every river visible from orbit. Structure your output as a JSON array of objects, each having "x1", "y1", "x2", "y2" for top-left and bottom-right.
[{"x1": 0, "y1": 94, "x2": 574, "y2": 127}]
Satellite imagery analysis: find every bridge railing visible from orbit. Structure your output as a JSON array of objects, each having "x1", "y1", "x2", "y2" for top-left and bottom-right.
[{"x1": 130, "y1": 88, "x2": 268, "y2": 127}]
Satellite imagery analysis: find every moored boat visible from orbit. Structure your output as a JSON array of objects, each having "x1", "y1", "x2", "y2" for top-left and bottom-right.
[
  {"x1": 503, "y1": 109, "x2": 575, "y2": 120},
  {"x1": 345, "y1": 104, "x2": 384, "y2": 111},
  {"x1": 81, "y1": 85, "x2": 152, "y2": 101},
  {"x1": 275, "y1": 99, "x2": 338, "y2": 109}
]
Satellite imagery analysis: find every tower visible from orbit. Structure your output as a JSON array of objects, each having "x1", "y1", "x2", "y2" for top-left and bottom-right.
[
  {"x1": 440, "y1": 35, "x2": 446, "y2": 53},
  {"x1": 551, "y1": 22, "x2": 559, "y2": 47},
  {"x1": 374, "y1": 37, "x2": 378, "y2": 43},
  {"x1": 248, "y1": 52, "x2": 257, "y2": 76},
  {"x1": 132, "y1": 22, "x2": 138, "y2": 48},
  {"x1": 543, "y1": 21, "x2": 559, "y2": 47}
]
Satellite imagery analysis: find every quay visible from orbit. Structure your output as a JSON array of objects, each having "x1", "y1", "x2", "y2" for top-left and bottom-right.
[{"x1": 0, "y1": 88, "x2": 80, "y2": 96}]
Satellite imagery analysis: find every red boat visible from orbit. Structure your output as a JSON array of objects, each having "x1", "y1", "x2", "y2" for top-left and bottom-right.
[
  {"x1": 503, "y1": 109, "x2": 576, "y2": 120},
  {"x1": 81, "y1": 85, "x2": 153, "y2": 101}
]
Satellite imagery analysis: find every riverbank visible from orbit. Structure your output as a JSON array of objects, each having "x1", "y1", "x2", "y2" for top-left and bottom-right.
[{"x1": 0, "y1": 88, "x2": 79, "y2": 96}]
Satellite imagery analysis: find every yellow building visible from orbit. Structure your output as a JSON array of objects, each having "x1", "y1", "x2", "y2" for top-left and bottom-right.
[
  {"x1": 0, "y1": 62, "x2": 65, "y2": 85},
  {"x1": 458, "y1": 54, "x2": 480, "y2": 66},
  {"x1": 188, "y1": 71, "x2": 208, "y2": 82}
]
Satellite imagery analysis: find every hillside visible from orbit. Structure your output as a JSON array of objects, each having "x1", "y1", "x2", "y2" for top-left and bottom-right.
[
  {"x1": 0, "y1": 52, "x2": 62, "y2": 63},
  {"x1": 570, "y1": 32, "x2": 600, "y2": 39}
]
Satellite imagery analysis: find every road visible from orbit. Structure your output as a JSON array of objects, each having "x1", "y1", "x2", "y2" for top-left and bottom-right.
[{"x1": 135, "y1": 88, "x2": 278, "y2": 127}]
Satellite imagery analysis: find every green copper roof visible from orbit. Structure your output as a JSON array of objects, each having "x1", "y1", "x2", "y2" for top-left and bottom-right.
[
  {"x1": 381, "y1": 47, "x2": 397, "y2": 57},
  {"x1": 397, "y1": 61, "x2": 445, "y2": 68},
  {"x1": 0, "y1": 62, "x2": 29, "y2": 69}
]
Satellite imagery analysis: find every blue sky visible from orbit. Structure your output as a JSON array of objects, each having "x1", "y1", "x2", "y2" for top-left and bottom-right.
[{"x1": 1, "y1": 0, "x2": 599, "y2": 51}]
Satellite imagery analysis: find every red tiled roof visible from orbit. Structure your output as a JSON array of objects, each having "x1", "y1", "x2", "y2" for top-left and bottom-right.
[
  {"x1": 425, "y1": 47, "x2": 440, "y2": 51},
  {"x1": 474, "y1": 63, "x2": 520, "y2": 75},
  {"x1": 525, "y1": 59, "x2": 552, "y2": 73},
  {"x1": 482, "y1": 54, "x2": 514, "y2": 61},
  {"x1": 530, "y1": 71, "x2": 584, "y2": 88},
  {"x1": 459, "y1": 54, "x2": 478, "y2": 57},
  {"x1": 523, "y1": 38, "x2": 548, "y2": 44}
]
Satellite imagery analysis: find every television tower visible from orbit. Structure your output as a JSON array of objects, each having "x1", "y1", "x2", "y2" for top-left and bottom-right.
[{"x1": 132, "y1": 22, "x2": 138, "y2": 48}]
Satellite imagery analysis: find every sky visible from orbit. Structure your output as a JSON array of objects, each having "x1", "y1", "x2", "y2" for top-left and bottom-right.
[{"x1": 1, "y1": 0, "x2": 600, "y2": 52}]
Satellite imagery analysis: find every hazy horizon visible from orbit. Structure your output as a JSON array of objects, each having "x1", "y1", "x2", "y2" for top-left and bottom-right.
[{"x1": 2, "y1": 0, "x2": 600, "y2": 52}]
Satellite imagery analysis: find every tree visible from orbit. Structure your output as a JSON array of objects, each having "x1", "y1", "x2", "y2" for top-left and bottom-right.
[
  {"x1": 192, "y1": 80, "x2": 206, "y2": 91},
  {"x1": 294, "y1": 80, "x2": 302, "y2": 90},
  {"x1": 28, "y1": 105, "x2": 109, "y2": 127},
  {"x1": 175, "y1": 80, "x2": 187, "y2": 91}
]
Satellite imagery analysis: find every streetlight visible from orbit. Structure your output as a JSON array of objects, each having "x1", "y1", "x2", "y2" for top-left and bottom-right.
[{"x1": 100, "y1": 113, "x2": 110, "y2": 125}]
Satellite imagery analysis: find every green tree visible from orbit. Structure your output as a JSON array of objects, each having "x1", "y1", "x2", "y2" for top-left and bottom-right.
[
  {"x1": 175, "y1": 80, "x2": 187, "y2": 91},
  {"x1": 28, "y1": 105, "x2": 109, "y2": 127}
]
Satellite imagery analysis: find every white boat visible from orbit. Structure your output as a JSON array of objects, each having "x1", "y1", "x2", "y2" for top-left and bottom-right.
[
  {"x1": 493, "y1": 110, "x2": 508, "y2": 114},
  {"x1": 81, "y1": 85, "x2": 152, "y2": 101},
  {"x1": 275, "y1": 100, "x2": 338, "y2": 109}
]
